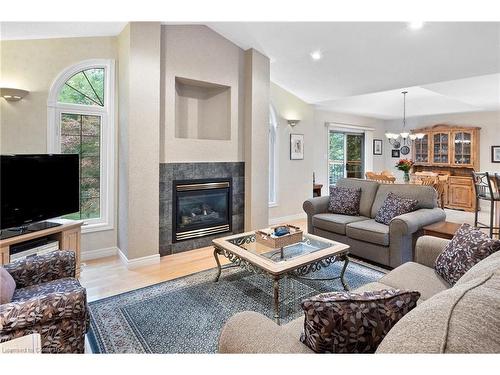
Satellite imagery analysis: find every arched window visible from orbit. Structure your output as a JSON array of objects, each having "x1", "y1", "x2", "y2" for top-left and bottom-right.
[
  {"x1": 269, "y1": 105, "x2": 278, "y2": 206},
  {"x1": 47, "y1": 59, "x2": 115, "y2": 232}
]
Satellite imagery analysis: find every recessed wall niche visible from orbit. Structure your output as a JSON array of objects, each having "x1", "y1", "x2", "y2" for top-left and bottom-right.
[{"x1": 175, "y1": 77, "x2": 231, "y2": 140}]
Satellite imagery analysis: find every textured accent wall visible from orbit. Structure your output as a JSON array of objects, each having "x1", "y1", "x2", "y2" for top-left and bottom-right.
[
  {"x1": 244, "y1": 49, "x2": 270, "y2": 230},
  {"x1": 159, "y1": 162, "x2": 245, "y2": 256},
  {"x1": 160, "y1": 25, "x2": 245, "y2": 163},
  {"x1": 118, "y1": 22, "x2": 161, "y2": 261}
]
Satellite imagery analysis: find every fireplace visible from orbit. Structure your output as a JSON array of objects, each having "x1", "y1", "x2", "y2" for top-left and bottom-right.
[{"x1": 172, "y1": 179, "x2": 232, "y2": 242}]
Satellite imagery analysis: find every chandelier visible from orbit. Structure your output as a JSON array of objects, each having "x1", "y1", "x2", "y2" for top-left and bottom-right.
[{"x1": 385, "y1": 91, "x2": 424, "y2": 147}]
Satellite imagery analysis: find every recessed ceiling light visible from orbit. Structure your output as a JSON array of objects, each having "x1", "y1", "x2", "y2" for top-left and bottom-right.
[
  {"x1": 408, "y1": 21, "x2": 424, "y2": 30},
  {"x1": 310, "y1": 50, "x2": 322, "y2": 61}
]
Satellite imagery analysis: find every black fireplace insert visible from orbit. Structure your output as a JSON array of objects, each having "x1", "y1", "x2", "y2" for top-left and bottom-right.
[{"x1": 172, "y1": 178, "x2": 232, "y2": 242}]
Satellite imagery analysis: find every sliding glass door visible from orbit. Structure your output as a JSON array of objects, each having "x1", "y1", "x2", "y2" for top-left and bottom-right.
[{"x1": 328, "y1": 131, "x2": 365, "y2": 185}]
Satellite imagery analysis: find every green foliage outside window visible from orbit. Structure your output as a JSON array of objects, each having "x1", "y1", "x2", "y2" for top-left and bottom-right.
[
  {"x1": 58, "y1": 68, "x2": 104, "y2": 106},
  {"x1": 329, "y1": 132, "x2": 345, "y2": 185},
  {"x1": 329, "y1": 132, "x2": 344, "y2": 162},
  {"x1": 60, "y1": 113, "x2": 101, "y2": 220},
  {"x1": 329, "y1": 132, "x2": 364, "y2": 185}
]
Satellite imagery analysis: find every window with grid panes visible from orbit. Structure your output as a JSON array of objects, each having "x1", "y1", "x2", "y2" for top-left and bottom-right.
[{"x1": 58, "y1": 68, "x2": 104, "y2": 220}]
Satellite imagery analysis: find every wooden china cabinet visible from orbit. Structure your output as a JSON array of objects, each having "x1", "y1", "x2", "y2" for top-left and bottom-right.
[{"x1": 411, "y1": 124, "x2": 480, "y2": 212}]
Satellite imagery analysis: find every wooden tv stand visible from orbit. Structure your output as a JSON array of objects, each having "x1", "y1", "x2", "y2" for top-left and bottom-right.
[{"x1": 0, "y1": 220, "x2": 82, "y2": 278}]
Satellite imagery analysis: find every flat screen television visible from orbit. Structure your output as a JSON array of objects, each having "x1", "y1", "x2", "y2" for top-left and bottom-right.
[{"x1": 0, "y1": 154, "x2": 80, "y2": 231}]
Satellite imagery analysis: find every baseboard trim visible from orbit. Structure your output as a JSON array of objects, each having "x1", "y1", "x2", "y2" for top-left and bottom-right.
[
  {"x1": 81, "y1": 246, "x2": 118, "y2": 261},
  {"x1": 118, "y1": 249, "x2": 160, "y2": 269},
  {"x1": 269, "y1": 212, "x2": 307, "y2": 225}
]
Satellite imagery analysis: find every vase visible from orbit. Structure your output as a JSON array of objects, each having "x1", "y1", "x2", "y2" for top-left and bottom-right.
[{"x1": 403, "y1": 171, "x2": 410, "y2": 184}]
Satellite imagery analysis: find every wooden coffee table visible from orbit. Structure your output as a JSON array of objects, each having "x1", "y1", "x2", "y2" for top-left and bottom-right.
[
  {"x1": 423, "y1": 221, "x2": 461, "y2": 240},
  {"x1": 212, "y1": 230, "x2": 350, "y2": 324}
]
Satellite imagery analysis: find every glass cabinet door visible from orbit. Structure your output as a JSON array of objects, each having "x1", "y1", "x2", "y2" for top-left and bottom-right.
[
  {"x1": 414, "y1": 134, "x2": 429, "y2": 163},
  {"x1": 433, "y1": 132, "x2": 449, "y2": 164},
  {"x1": 453, "y1": 131, "x2": 472, "y2": 165}
]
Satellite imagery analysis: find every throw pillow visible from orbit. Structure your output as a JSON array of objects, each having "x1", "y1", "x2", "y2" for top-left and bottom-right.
[
  {"x1": 374, "y1": 192, "x2": 418, "y2": 225},
  {"x1": 300, "y1": 289, "x2": 420, "y2": 353},
  {"x1": 328, "y1": 186, "x2": 361, "y2": 216},
  {"x1": 0, "y1": 267, "x2": 16, "y2": 304},
  {"x1": 435, "y1": 223, "x2": 500, "y2": 286}
]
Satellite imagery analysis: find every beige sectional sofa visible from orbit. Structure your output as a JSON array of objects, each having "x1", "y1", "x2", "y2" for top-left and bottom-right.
[
  {"x1": 303, "y1": 178, "x2": 446, "y2": 268},
  {"x1": 218, "y1": 236, "x2": 500, "y2": 353}
]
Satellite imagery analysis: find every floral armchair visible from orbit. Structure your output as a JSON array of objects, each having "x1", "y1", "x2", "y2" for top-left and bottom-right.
[{"x1": 0, "y1": 251, "x2": 89, "y2": 353}]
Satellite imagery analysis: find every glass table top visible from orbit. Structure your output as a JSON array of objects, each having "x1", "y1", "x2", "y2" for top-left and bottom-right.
[{"x1": 227, "y1": 233, "x2": 333, "y2": 263}]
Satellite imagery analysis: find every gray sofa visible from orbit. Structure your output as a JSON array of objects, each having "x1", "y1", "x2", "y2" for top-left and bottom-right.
[
  {"x1": 303, "y1": 178, "x2": 446, "y2": 268},
  {"x1": 218, "y1": 236, "x2": 500, "y2": 353}
]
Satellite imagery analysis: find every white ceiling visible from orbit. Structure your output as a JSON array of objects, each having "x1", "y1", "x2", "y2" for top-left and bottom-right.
[
  {"x1": 207, "y1": 22, "x2": 500, "y2": 118},
  {"x1": 0, "y1": 22, "x2": 127, "y2": 40},
  {"x1": 2, "y1": 22, "x2": 499, "y2": 119},
  {"x1": 315, "y1": 74, "x2": 500, "y2": 119}
]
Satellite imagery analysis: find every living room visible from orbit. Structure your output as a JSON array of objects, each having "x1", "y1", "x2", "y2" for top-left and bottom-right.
[{"x1": 1, "y1": 1, "x2": 499, "y2": 372}]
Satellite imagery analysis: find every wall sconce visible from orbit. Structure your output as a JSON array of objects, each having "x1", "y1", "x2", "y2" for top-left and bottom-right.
[
  {"x1": 287, "y1": 119, "x2": 300, "y2": 127},
  {"x1": 1, "y1": 88, "x2": 29, "y2": 102}
]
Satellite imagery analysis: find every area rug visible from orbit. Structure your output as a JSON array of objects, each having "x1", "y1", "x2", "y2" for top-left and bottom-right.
[{"x1": 87, "y1": 260, "x2": 385, "y2": 353}]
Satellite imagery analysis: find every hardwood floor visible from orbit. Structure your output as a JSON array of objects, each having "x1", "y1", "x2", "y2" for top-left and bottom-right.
[{"x1": 80, "y1": 246, "x2": 228, "y2": 302}]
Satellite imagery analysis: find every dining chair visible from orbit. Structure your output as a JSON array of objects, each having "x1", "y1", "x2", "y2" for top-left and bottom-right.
[
  {"x1": 435, "y1": 175, "x2": 449, "y2": 209},
  {"x1": 365, "y1": 171, "x2": 395, "y2": 184},
  {"x1": 420, "y1": 176, "x2": 436, "y2": 186},
  {"x1": 472, "y1": 171, "x2": 500, "y2": 238}
]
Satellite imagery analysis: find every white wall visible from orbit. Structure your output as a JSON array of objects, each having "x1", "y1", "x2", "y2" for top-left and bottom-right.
[
  {"x1": 382, "y1": 110, "x2": 500, "y2": 180},
  {"x1": 269, "y1": 83, "x2": 315, "y2": 221},
  {"x1": 268, "y1": 83, "x2": 385, "y2": 221}
]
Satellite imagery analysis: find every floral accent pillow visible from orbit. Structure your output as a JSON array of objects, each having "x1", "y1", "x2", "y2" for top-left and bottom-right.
[
  {"x1": 374, "y1": 192, "x2": 418, "y2": 225},
  {"x1": 435, "y1": 223, "x2": 500, "y2": 286},
  {"x1": 300, "y1": 289, "x2": 420, "y2": 353},
  {"x1": 328, "y1": 186, "x2": 361, "y2": 216}
]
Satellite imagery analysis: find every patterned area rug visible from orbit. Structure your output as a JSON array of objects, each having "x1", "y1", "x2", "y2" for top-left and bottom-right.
[{"x1": 87, "y1": 260, "x2": 384, "y2": 353}]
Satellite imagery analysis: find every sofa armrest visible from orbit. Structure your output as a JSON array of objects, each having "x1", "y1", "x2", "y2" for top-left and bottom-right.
[
  {"x1": 303, "y1": 196, "x2": 330, "y2": 233},
  {"x1": 218, "y1": 311, "x2": 312, "y2": 353},
  {"x1": 390, "y1": 208, "x2": 446, "y2": 236},
  {"x1": 303, "y1": 196, "x2": 330, "y2": 216},
  {"x1": 0, "y1": 285, "x2": 87, "y2": 334},
  {"x1": 4, "y1": 251, "x2": 76, "y2": 288},
  {"x1": 414, "y1": 236, "x2": 450, "y2": 268}
]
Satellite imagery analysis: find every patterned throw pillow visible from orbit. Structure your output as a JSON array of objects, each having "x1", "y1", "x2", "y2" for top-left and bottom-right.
[
  {"x1": 374, "y1": 192, "x2": 418, "y2": 225},
  {"x1": 328, "y1": 186, "x2": 361, "y2": 216},
  {"x1": 300, "y1": 289, "x2": 420, "y2": 353},
  {"x1": 435, "y1": 223, "x2": 500, "y2": 286}
]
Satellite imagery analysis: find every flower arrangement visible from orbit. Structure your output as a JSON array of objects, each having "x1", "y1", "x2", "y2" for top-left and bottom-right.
[
  {"x1": 395, "y1": 159, "x2": 414, "y2": 183},
  {"x1": 395, "y1": 159, "x2": 414, "y2": 172}
]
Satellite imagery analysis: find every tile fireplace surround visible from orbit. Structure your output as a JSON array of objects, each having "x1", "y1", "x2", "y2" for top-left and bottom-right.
[{"x1": 159, "y1": 162, "x2": 245, "y2": 256}]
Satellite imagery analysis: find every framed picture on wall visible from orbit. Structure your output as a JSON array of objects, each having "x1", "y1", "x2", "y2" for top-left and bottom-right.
[
  {"x1": 290, "y1": 134, "x2": 304, "y2": 160},
  {"x1": 373, "y1": 139, "x2": 383, "y2": 155},
  {"x1": 492, "y1": 146, "x2": 500, "y2": 163},
  {"x1": 391, "y1": 149, "x2": 400, "y2": 158}
]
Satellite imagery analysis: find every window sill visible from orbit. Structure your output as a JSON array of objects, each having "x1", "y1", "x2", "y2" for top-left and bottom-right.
[{"x1": 81, "y1": 221, "x2": 114, "y2": 234}]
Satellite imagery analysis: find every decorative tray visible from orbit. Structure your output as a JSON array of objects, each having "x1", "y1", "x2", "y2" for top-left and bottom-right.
[{"x1": 255, "y1": 224, "x2": 303, "y2": 249}]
